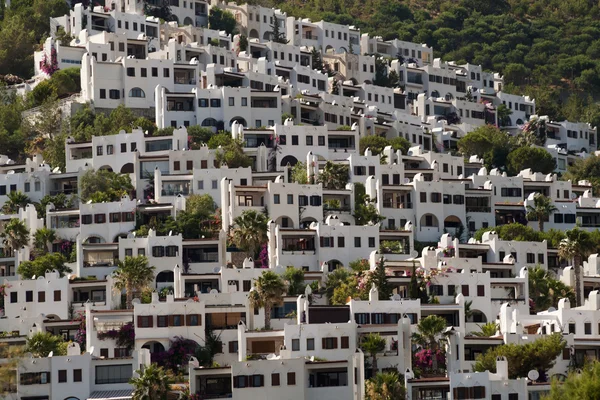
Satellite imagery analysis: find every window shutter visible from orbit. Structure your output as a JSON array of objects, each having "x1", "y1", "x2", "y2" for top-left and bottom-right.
[
  {"x1": 322, "y1": 338, "x2": 326, "y2": 348},
  {"x1": 198, "y1": 314, "x2": 202, "y2": 326},
  {"x1": 320, "y1": 237, "x2": 324, "y2": 247},
  {"x1": 168, "y1": 315, "x2": 174, "y2": 326},
  {"x1": 259, "y1": 375, "x2": 264, "y2": 387},
  {"x1": 341, "y1": 336, "x2": 349, "y2": 349},
  {"x1": 233, "y1": 377, "x2": 239, "y2": 388},
  {"x1": 186, "y1": 315, "x2": 191, "y2": 326},
  {"x1": 333, "y1": 337, "x2": 338, "y2": 348},
  {"x1": 137, "y1": 316, "x2": 143, "y2": 327},
  {"x1": 248, "y1": 375, "x2": 254, "y2": 388},
  {"x1": 229, "y1": 341, "x2": 235, "y2": 353},
  {"x1": 147, "y1": 316, "x2": 153, "y2": 328}
]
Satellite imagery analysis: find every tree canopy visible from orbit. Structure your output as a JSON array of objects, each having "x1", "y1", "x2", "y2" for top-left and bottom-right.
[
  {"x1": 507, "y1": 147, "x2": 556, "y2": 176},
  {"x1": 17, "y1": 253, "x2": 72, "y2": 279},
  {"x1": 79, "y1": 169, "x2": 134, "y2": 203}
]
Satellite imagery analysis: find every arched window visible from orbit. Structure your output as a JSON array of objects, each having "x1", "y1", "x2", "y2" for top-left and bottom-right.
[
  {"x1": 129, "y1": 87, "x2": 145, "y2": 98},
  {"x1": 202, "y1": 118, "x2": 218, "y2": 127},
  {"x1": 430, "y1": 90, "x2": 440, "y2": 98}
]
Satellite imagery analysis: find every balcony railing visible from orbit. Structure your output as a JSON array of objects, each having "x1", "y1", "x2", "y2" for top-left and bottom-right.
[
  {"x1": 302, "y1": 34, "x2": 318, "y2": 41},
  {"x1": 382, "y1": 201, "x2": 412, "y2": 209},
  {"x1": 324, "y1": 205, "x2": 351, "y2": 212},
  {"x1": 174, "y1": 77, "x2": 197, "y2": 85},
  {"x1": 466, "y1": 206, "x2": 491, "y2": 213},
  {"x1": 83, "y1": 259, "x2": 117, "y2": 268},
  {"x1": 50, "y1": 188, "x2": 78, "y2": 195},
  {"x1": 195, "y1": 394, "x2": 232, "y2": 399},
  {"x1": 161, "y1": 188, "x2": 192, "y2": 196}
]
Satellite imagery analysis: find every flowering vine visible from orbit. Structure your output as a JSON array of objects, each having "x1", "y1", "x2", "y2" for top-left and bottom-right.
[
  {"x1": 97, "y1": 322, "x2": 135, "y2": 351},
  {"x1": 40, "y1": 47, "x2": 59, "y2": 75}
]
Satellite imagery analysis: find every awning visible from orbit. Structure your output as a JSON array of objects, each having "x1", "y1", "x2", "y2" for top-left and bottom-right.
[{"x1": 88, "y1": 390, "x2": 132, "y2": 400}]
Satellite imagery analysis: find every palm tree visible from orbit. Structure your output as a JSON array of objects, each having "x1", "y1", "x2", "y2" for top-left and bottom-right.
[
  {"x1": 412, "y1": 315, "x2": 449, "y2": 372},
  {"x1": 1, "y1": 191, "x2": 30, "y2": 214},
  {"x1": 558, "y1": 228, "x2": 595, "y2": 307},
  {"x1": 130, "y1": 363, "x2": 171, "y2": 400},
  {"x1": 0, "y1": 218, "x2": 30, "y2": 255},
  {"x1": 526, "y1": 194, "x2": 558, "y2": 232},
  {"x1": 464, "y1": 300, "x2": 474, "y2": 322},
  {"x1": 317, "y1": 161, "x2": 349, "y2": 190},
  {"x1": 248, "y1": 270, "x2": 286, "y2": 330},
  {"x1": 496, "y1": 104, "x2": 513, "y2": 127},
  {"x1": 365, "y1": 372, "x2": 406, "y2": 400},
  {"x1": 470, "y1": 322, "x2": 499, "y2": 337},
  {"x1": 361, "y1": 333, "x2": 386, "y2": 377},
  {"x1": 33, "y1": 227, "x2": 57, "y2": 255},
  {"x1": 232, "y1": 210, "x2": 268, "y2": 258},
  {"x1": 25, "y1": 332, "x2": 67, "y2": 357},
  {"x1": 113, "y1": 256, "x2": 156, "y2": 309}
]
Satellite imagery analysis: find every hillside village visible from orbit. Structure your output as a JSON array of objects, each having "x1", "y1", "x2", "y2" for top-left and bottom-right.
[{"x1": 1, "y1": 0, "x2": 600, "y2": 399}]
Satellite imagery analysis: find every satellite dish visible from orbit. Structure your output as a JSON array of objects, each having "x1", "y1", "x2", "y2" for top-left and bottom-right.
[
  {"x1": 528, "y1": 370, "x2": 539, "y2": 381},
  {"x1": 31, "y1": 275, "x2": 36, "y2": 280},
  {"x1": 392, "y1": 294, "x2": 401, "y2": 301},
  {"x1": 7, "y1": 170, "x2": 14, "y2": 174},
  {"x1": 86, "y1": 200, "x2": 92, "y2": 204},
  {"x1": 266, "y1": 353, "x2": 277, "y2": 360},
  {"x1": 168, "y1": 230, "x2": 173, "y2": 236},
  {"x1": 89, "y1": 346, "x2": 95, "y2": 355},
  {"x1": 48, "y1": 351, "x2": 53, "y2": 357},
  {"x1": 52, "y1": 167, "x2": 60, "y2": 173},
  {"x1": 547, "y1": 307, "x2": 557, "y2": 312},
  {"x1": 209, "y1": 289, "x2": 218, "y2": 294}
]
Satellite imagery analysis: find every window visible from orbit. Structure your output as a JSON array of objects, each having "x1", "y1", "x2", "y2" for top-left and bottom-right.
[
  {"x1": 210, "y1": 99, "x2": 221, "y2": 107},
  {"x1": 241, "y1": 97, "x2": 247, "y2": 106},
  {"x1": 170, "y1": 314, "x2": 184, "y2": 327},
  {"x1": 109, "y1": 89, "x2": 120, "y2": 99},
  {"x1": 212, "y1": 180, "x2": 218, "y2": 189},
  {"x1": 287, "y1": 372, "x2": 296, "y2": 385},
  {"x1": 448, "y1": 285, "x2": 456, "y2": 296},
  {"x1": 337, "y1": 237, "x2": 345, "y2": 248},
  {"x1": 109, "y1": 212, "x2": 121, "y2": 223},
  {"x1": 538, "y1": 253, "x2": 545, "y2": 264},
  {"x1": 585, "y1": 322, "x2": 592, "y2": 335},
  {"x1": 461, "y1": 285, "x2": 470, "y2": 296},
  {"x1": 508, "y1": 394, "x2": 519, "y2": 400},
  {"x1": 21, "y1": 372, "x2": 50, "y2": 385},
  {"x1": 10, "y1": 292, "x2": 17, "y2": 303},
  {"x1": 307, "y1": 338, "x2": 315, "y2": 350},
  {"x1": 38, "y1": 291, "x2": 45, "y2": 302},
  {"x1": 107, "y1": 144, "x2": 114, "y2": 155},
  {"x1": 127, "y1": 67, "x2": 135, "y2": 77},
  {"x1": 287, "y1": 194, "x2": 294, "y2": 204},
  {"x1": 163, "y1": 68, "x2": 170, "y2": 77},
  {"x1": 24, "y1": 182, "x2": 30, "y2": 192},
  {"x1": 152, "y1": 246, "x2": 165, "y2": 257},
  {"x1": 58, "y1": 369, "x2": 67, "y2": 383},
  {"x1": 569, "y1": 323, "x2": 576, "y2": 334},
  {"x1": 252, "y1": 374, "x2": 264, "y2": 387},
  {"x1": 526, "y1": 253, "x2": 535, "y2": 264},
  {"x1": 341, "y1": 336, "x2": 349, "y2": 349},
  {"x1": 322, "y1": 337, "x2": 338, "y2": 349},
  {"x1": 151, "y1": 67, "x2": 158, "y2": 77},
  {"x1": 129, "y1": 88, "x2": 145, "y2": 98},
  {"x1": 318, "y1": 136, "x2": 325, "y2": 146},
  {"x1": 54, "y1": 290, "x2": 62, "y2": 301},
  {"x1": 477, "y1": 285, "x2": 485, "y2": 296},
  {"x1": 354, "y1": 237, "x2": 361, "y2": 247},
  {"x1": 94, "y1": 213, "x2": 106, "y2": 224},
  {"x1": 554, "y1": 213, "x2": 564, "y2": 223},
  {"x1": 73, "y1": 369, "x2": 82, "y2": 382},
  {"x1": 95, "y1": 365, "x2": 132, "y2": 384},
  {"x1": 141, "y1": 68, "x2": 147, "y2": 77},
  {"x1": 420, "y1": 192, "x2": 427, "y2": 202},
  {"x1": 274, "y1": 194, "x2": 280, "y2": 204},
  {"x1": 292, "y1": 339, "x2": 300, "y2": 351},
  {"x1": 229, "y1": 341, "x2": 238, "y2": 353},
  {"x1": 137, "y1": 315, "x2": 153, "y2": 328},
  {"x1": 187, "y1": 160, "x2": 193, "y2": 170},
  {"x1": 96, "y1": 145, "x2": 103, "y2": 156},
  {"x1": 25, "y1": 290, "x2": 33, "y2": 302},
  {"x1": 174, "y1": 161, "x2": 180, "y2": 171},
  {"x1": 368, "y1": 237, "x2": 375, "y2": 248},
  {"x1": 272, "y1": 373, "x2": 280, "y2": 386},
  {"x1": 157, "y1": 315, "x2": 168, "y2": 327},
  {"x1": 431, "y1": 192, "x2": 441, "y2": 203}
]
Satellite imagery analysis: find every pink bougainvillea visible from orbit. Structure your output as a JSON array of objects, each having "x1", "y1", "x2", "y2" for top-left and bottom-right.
[
  {"x1": 413, "y1": 348, "x2": 446, "y2": 371},
  {"x1": 40, "y1": 47, "x2": 59, "y2": 76}
]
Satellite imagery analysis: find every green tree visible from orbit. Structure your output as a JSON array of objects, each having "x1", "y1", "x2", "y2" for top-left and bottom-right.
[
  {"x1": 470, "y1": 322, "x2": 499, "y2": 337},
  {"x1": 33, "y1": 227, "x2": 57, "y2": 255},
  {"x1": 457, "y1": 125, "x2": 514, "y2": 170},
  {"x1": 325, "y1": 268, "x2": 352, "y2": 302},
  {"x1": 528, "y1": 266, "x2": 576, "y2": 313},
  {"x1": 473, "y1": 334, "x2": 565, "y2": 380},
  {"x1": 365, "y1": 372, "x2": 406, "y2": 400},
  {"x1": 0, "y1": 15, "x2": 36, "y2": 77},
  {"x1": 35, "y1": 193, "x2": 75, "y2": 219},
  {"x1": 565, "y1": 155, "x2": 600, "y2": 194},
  {"x1": 208, "y1": 8, "x2": 237, "y2": 35},
  {"x1": 361, "y1": 333, "x2": 387, "y2": 377},
  {"x1": 359, "y1": 135, "x2": 390, "y2": 155},
  {"x1": 79, "y1": 169, "x2": 134, "y2": 202},
  {"x1": 248, "y1": 270, "x2": 287, "y2": 330},
  {"x1": 1, "y1": 191, "x2": 30, "y2": 214},
  {"x1": 544, "y1": 360, "x2": 600, "y2": 400},
  {"x1": 558, "y1": 228, "x2": 595, "y2": 307},
  {"x1": 311, "y1": 48, "x2": 323, "y2": 72},
  {"x1": 25, "y1": 332, "x2": 68, "y2": 358},
  {"x1": 370, "y1": 257, "x2": 392, "y2": 300},
  {"x1": 113, "y1": 256, "x2": 156, "y2": 309},
  {"x1": 18, "y1": 253, "x2": 72, "y2": 279},
  {"x1": 283, "y1": 266, "x2": 305, "y2": 296},
  {"x1": 389, "y1": 136, "x2": 411, "y2": 155},
  {"x1": 413, "y1": 315, "x2": 449, "y2": 372},
  {"x1": 318, "y1": 161, "x2": 349, "y2": 189},
  {"x1": 187, "y1": 125, "x2": 214, "y2": 149},
  {"x1": 215, "y1": 138, "x2": 253, "y2": 168},
  {"x1": 130, "y1": 363, "x2": 171, "y2": 400},
  {"x1": 290, "y1": 161, "x2": 308, "y2": 184},
  {"x1": 269, "y1": 13, "x2": 288, "y2": 43},
  {"x1": 185, "y1": 194, "x2": 217, "y2": 216},
  {"x1": 143, "y1": 0, "x2": 175, "y2": 22},
  {"x1": 207, "y1": 132, "x2": 233, "y2": 149},
  {"x1": 507, "y1": 147, "x2": 556, "y2": 176},
  {"x1": 232, "y1": 210, "x2": 268, "y2": 258},
  {"x1": 496, "y1": 104, "x2": 513, "y2": 127},
  {"x1": 526, "y1": 194, "x2": 558, "y2": 232},
  {"x1": 0, "y1": 218, "x2": 29, "y2": 254}
]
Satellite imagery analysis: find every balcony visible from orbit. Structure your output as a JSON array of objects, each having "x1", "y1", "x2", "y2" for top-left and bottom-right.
[
  {"x1": 382, "y1": 200, "x2": 412, "y2": 209},
  {"x1": 83, "y1": 259, "x2": 117, "y2": 268},
  {"x1": 466, "y1": 206, "x2": 491, "y2": 213},
  {"x1": 302, "y1": 33, "x2": 318, "y2": 41}
]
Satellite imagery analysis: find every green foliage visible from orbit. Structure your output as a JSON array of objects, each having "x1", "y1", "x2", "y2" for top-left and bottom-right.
[
  {"x1": 318, "y1": 161, "x2": 349, "y2": 189},
  {"x1": 27, "y1": 68, "x2": 81, "y2": 107},
  {"x1": 365, "y1": 371, "x2": 406, "y2": 400},
  {"x1": 565, "y1": 155, "x2": 600, "y2": 195},
  {"x1": 469, "y1": 322, "x2": 499, "y2": 337},
  {"x1": 525, "y1": 194, "x2": 558, "y2": 232},
  {"x1": 35, "y1": 193, "x2": 75, "y2": 219},
  {"x1": 528, "y1": 266, "x2": 575, "y2": 313},
  {"x1": 361, "y1": 333, "x2": 387, "y2": 376},
  {"x1": 207, "y1": 132, "x2": 233, "y2": 149},
  {"x1": 354, "y1": 182, "x2": 385, "y2": 225},
  {"x1": 79, "y1": 169, "x2": 134, "y2": 202},
  {"x1": 113, "y1": 256, "x2": 156, "y2": 309},
  {"x1": 544, "y1": 360, "x2": 600, "y2": 400},
  {"x1": 458, "y1": 125, "x2": 514, "y2": 170},
  {"x1": 371, "y1": 257, "x2": 392, "y2": 301},
  {"x1": 33, "y1": 227, "x2": 57, "y2": 256},
  {"x1": 25, "y1": 332, "x2": 68, "y2": 358},
  {"x1": 473, "y1": 334, "x2": 565, "y2": 380},
  {"x1": 1, "y1": 191, "x2": 30, "y2": 214},
  {"x1": 507, "y1": 147, "x2": 556, "y2": 176},
  {"x1": 232, "y1": 210, "x2": 268, "y2": 257},
  {"x1": 17, "y1": 253, "x2": 72, "y2": 279},
  {"x1": 248, "y1": 270, "x2": 287, "y2": 330},
  {"x1": 283, "y1": 266, "x2": 305, "y2": 296},
  {"x1": 0, "y1": 218, "x2": 30, "y2": 254},
  {"x1": 208, "y1": 8, "x2": 237, "y2": 35},
  {"x1": 290, "y1": 161, "x2": 308, "y2": 184},
  {"x1": 187, "y1": 125, "x2": 214, "y2": 149},
  {"x1": 215, "y1": 137, "x2": 253, "y2": 168},
  {"x1": 130, "y1": 363, "x2": 171, "y2": 400}
]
